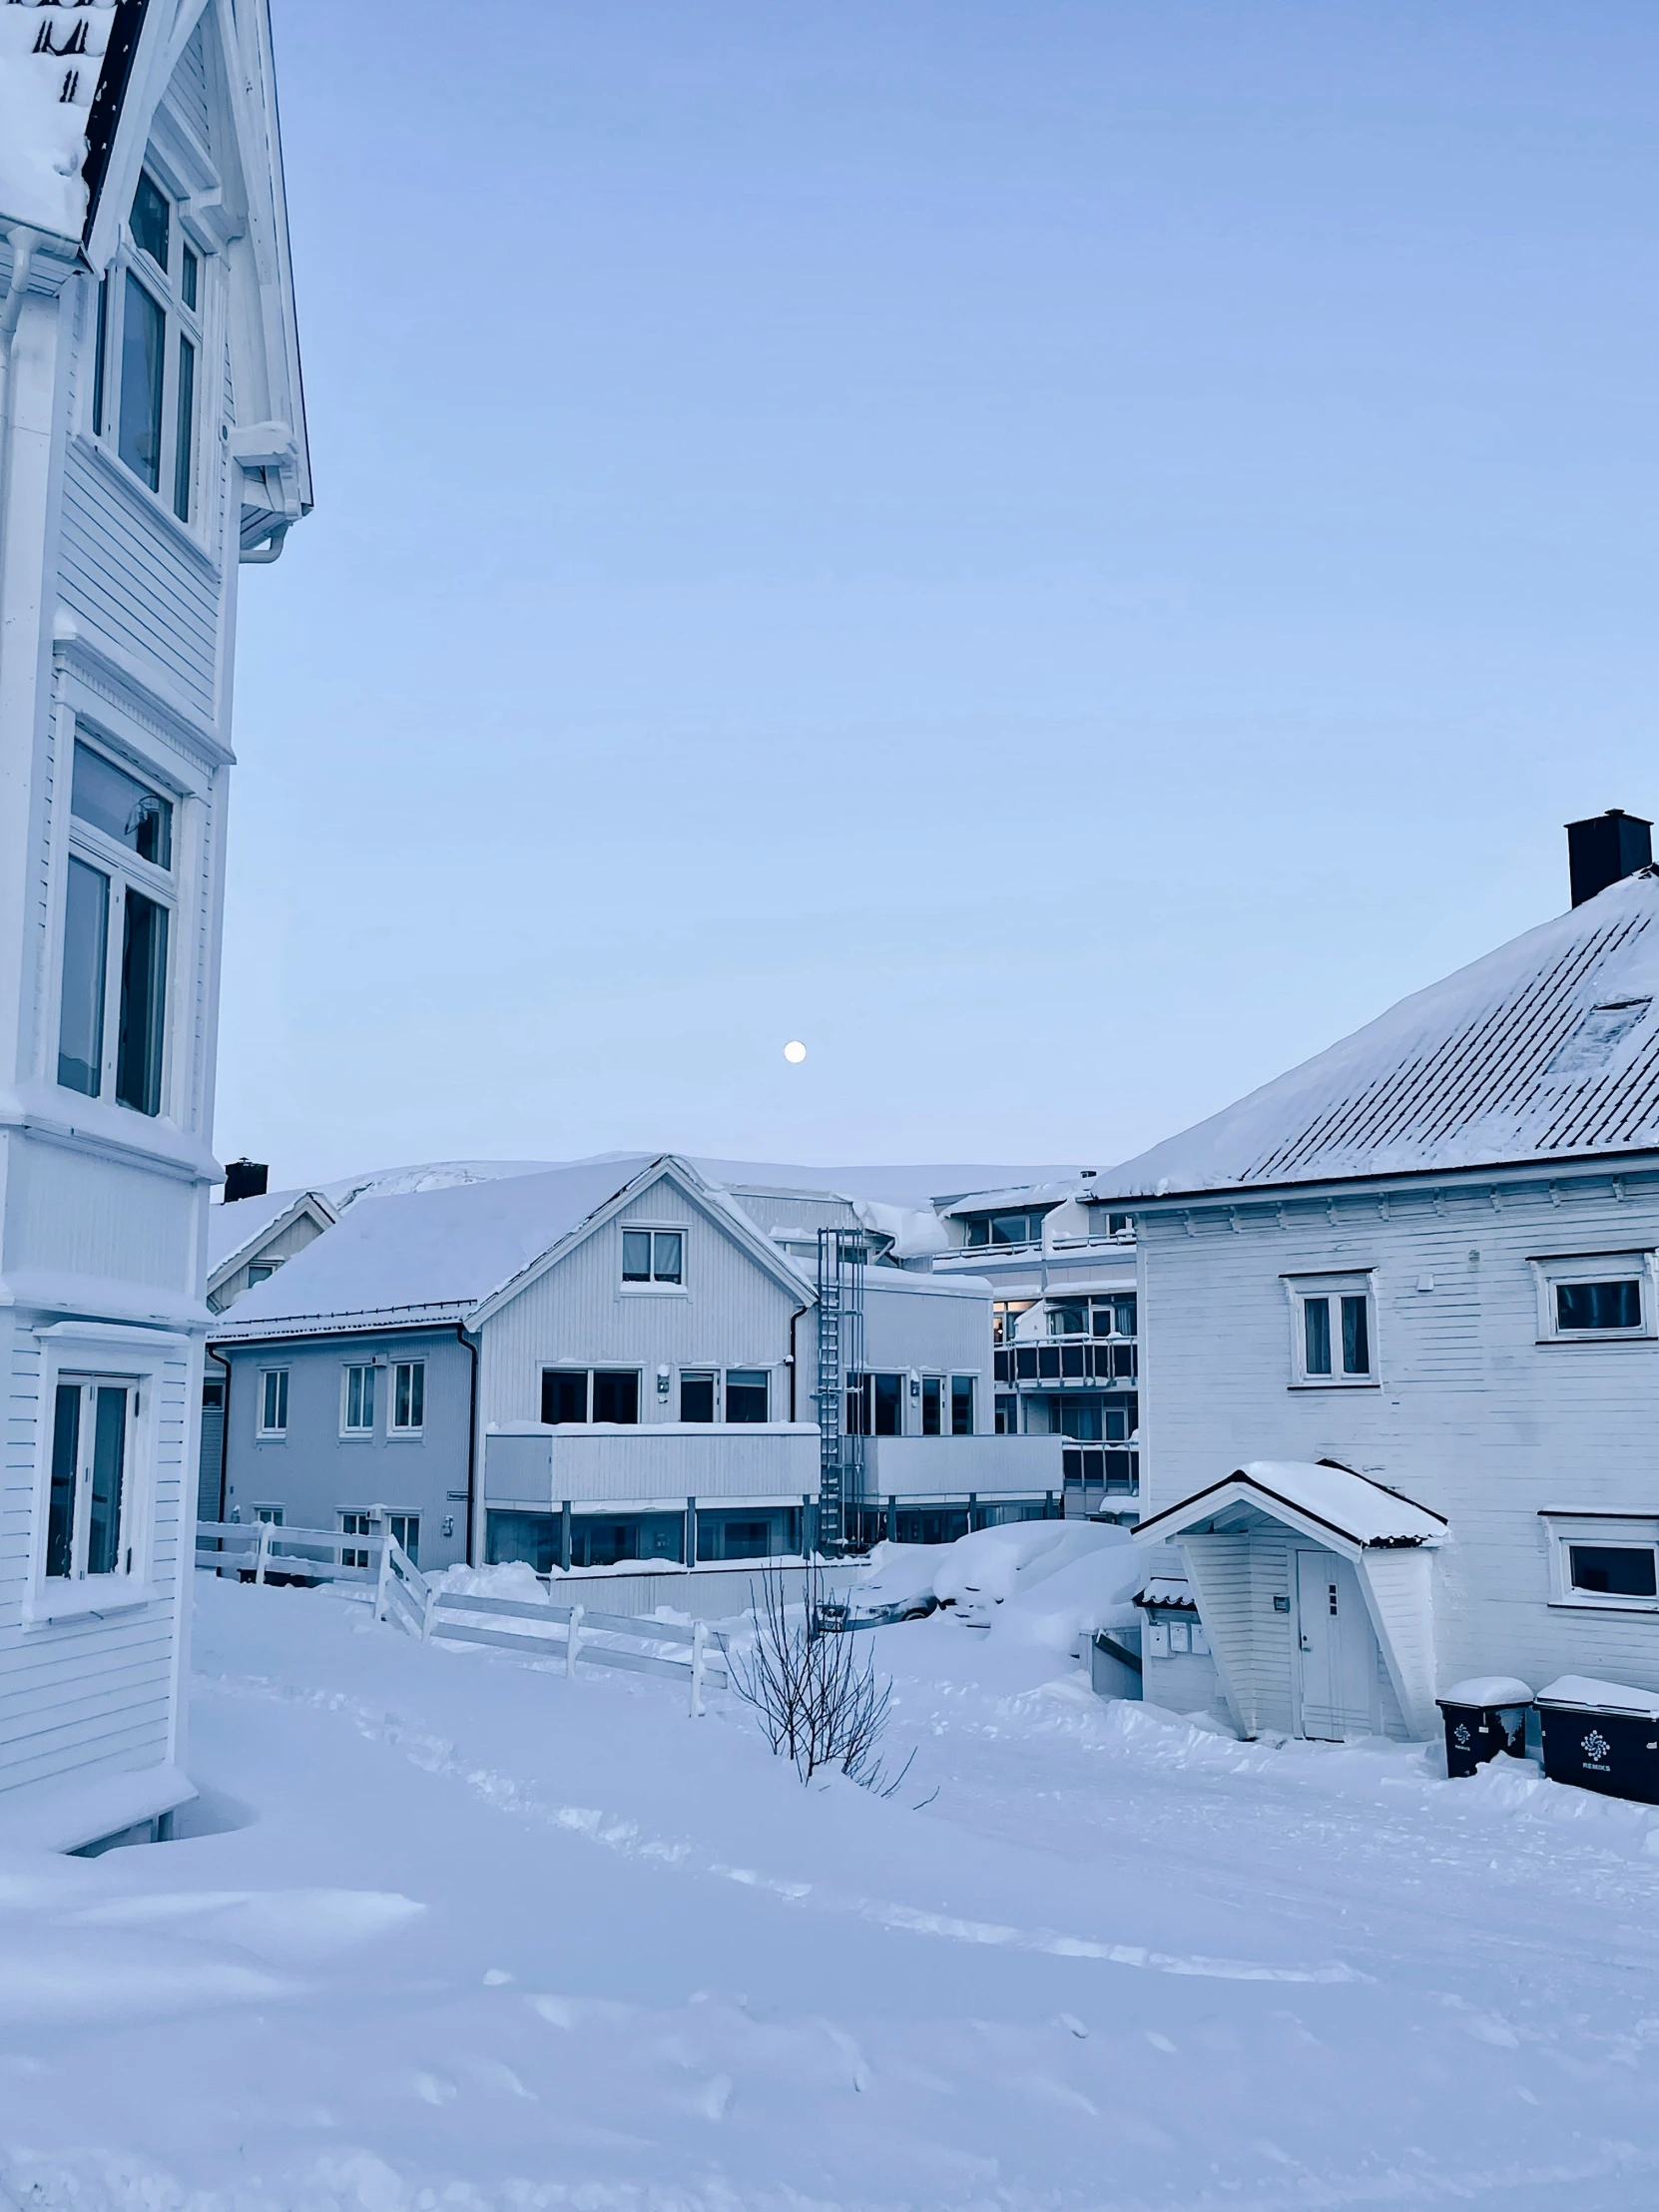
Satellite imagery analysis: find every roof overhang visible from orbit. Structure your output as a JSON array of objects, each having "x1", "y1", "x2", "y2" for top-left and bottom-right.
[{"x1": 1135, "y1": 1459, "x2": 1446, "y2": 1557}]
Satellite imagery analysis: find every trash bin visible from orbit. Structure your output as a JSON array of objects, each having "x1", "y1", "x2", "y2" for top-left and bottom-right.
[
  {"x1": 1436, "y1": 1677, "x2": 1533, "y2": 1778},
  {"x1": 1536, "y1": 1676, "x2": 1659, "y2": 1804}
]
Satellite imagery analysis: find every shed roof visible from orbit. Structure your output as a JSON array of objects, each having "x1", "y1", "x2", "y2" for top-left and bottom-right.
[
  {"x1": 1136, "y1": 1460, "x2": 1446, "y2": 1550},
  {"x1": 1096, "y1": 870, "x2": 1659, "y2": 1200}
]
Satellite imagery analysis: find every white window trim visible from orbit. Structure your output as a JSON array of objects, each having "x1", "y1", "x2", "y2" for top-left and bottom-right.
[
  {"x1": 23, "y1": 1321, "x2": 182, "y2": 1624},
  {"x1": 1528, "y1": 1252, "x2": 1659, "y2": 1345},
  {"x1": 88, "y1": 172, "x2": 215, "y2": 545},
  {"x1": 620, "y1": 1224, "x2": 689, "y2": 1294},
  {"x1": 389, "y1": 1359, "x2": 426, "y2": 1437},
  {"x1": 340, "y1": 1362, "x2": 377, "y2": 1438},
  {"x1": 1540, "y1": 1511, "x2": 1659, "y2": 1613},
  {"x1": 257, "y1": 1366, "x2": 288, "y2": 1438},
  {"x1": 1283, "y1": 1271, "x2": 1380, "y2": 1389},
  {"x1": 54, "y1": 733, "x2": 182, "y2": 1122}
]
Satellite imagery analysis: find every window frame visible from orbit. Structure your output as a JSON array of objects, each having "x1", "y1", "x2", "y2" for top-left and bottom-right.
[
  {"x1": 87, "y1": 167, "x2": 211, "y2": 535},
  {"x1": 340, "y1": 1363, "x2": 377, "y2": 1437},
  {"x1": 620, "y1": 1225, "x2": 687, "y2": 1291},
  {"x1": 1284, "y1": 1271, "x2": 1380, "y2": 1389},
  {"x1": 1541, "y1": 1511, "x2": 1659, "y2": 1613},
  {"x1": 258, "y1": 1367, "x2": 288, "y2": 1437},
  {"x1": 390, "y1": 1360, "x2": 426, "y2": 1435},
  {"x1": 55, "y1": 735, "x2": 181, "y2": 1119},
  {"x1": 724, "y1": 1368, "x2": 770, "y2": 1424},
  {"x1": 1529, "y1": 1252, "x2": 1659, "y2": 1346},
  {"x1": 26, "y1": 1321, "x2": 176, "y2": 1624}
]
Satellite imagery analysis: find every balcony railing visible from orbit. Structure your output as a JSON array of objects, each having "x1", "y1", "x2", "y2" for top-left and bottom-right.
[
  {"x1": 1061, "y1": 1444, "x2": 1139, "y2": 1505},
  {"x1": 995, "y1": 1340, "x2": 1137, "y2": 1384}
]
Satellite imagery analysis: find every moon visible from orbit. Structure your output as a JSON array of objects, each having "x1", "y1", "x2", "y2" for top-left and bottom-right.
[{"x1": 783, "y1": 1039, "x2": 808, "y2": 1064}]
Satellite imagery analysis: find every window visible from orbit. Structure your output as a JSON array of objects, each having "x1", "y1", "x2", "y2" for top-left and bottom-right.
[
  {"x1": 964, "y1": 1210, "x2": 1050, "y2": 1249},
  {"x1": 342, "y1": 1365, "x2": 375, "y2": 1434},
  {"x1": 47, "y1": 1378, "x2": 133, "y2": 1580},
  {"x1": 247, "y1": 1263, "x2": 276, "y2": 1288},
  {"x1": 388, "y1": 1513, "x2": 419, "y2": 1566},
  {"x1": 1288, "y1": 1275, "x2": 1376, "y2": 1385},
  {"x1": 950, "y1": 1376, "x2": 974, "y2": 1435},
  {"x1": 680, "y1": 1372, "x2": 716, "y2": 1422},
  {"x1": 542, "y1": 1370, "x2": 588, "y2": 1424},
  {"x1": 339, "y1": 1510, "x2": 373, "y2": 1568},
  {"x1": 622, "y1": 1229, "x2": 683, "y2": 1286},
  {"x1": 253, "y1": 1503, "x2": 283, "y2": 1526},
  {"x1": 1542, "y1": 1513, "x2": 1659, "y2": 1611},
  {"x1": 94, "y1": 173, "x2": 207, "y2": 522},
  {"x1": 259, "y1": 1369, "x2": 288, "y2": 1435},
  {"x1": 1570, "y1": 1544, "x2": 1656, "y2": 1598},
  {"x1": 57, "y1": 742, "x2": 175, "y2": 1114},
  {"x1": 1047, "y1": 1302, "x2": 1088, "y2": 1338},
  {"x1": 995, "y1": 1392, "x2": 1018, "y2": 1434},
  {"x1": 392, "y1": 1361, "x2": 425, "y2": 1431},
  {"x1": 725, "y1": 1369, "x2": 769, "y2": 1423},
  {"x1": 537, "y1": 1366, "x2": 647, "y2": 1424},
  {"x1": 921, "y1": 1377, "x2": 942, "y2": 1435},
  {"x1": 847, "y1": 1374, "x2": 901, "y2": 1434},
  {"x1": 1532, "y1": 1253, "x2": 1657, "y2": 1343},
  {"x1": 1557, "y1": 1281, "x2": 1641, "y2": 1331},
  {"x1": 992, "y1": 1301, "x2": 1035, "y2": 1347},
  {"x1": 1094, "y1": 1295, "x2": 1136, "y2": 1339},
  {"x1": 592, "y1": 1371, "x2": 639, "y2": 1424}
]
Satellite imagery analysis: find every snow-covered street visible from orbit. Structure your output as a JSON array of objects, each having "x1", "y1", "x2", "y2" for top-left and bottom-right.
[{"x1": 6, "y1": 1574, "x2": 1659, "y2": 2210}]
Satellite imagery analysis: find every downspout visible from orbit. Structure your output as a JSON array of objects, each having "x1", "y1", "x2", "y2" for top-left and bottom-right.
[
  {"x1": 454, "y1": 1324, "x2": 479, "y2": 1565},
  {"x1": 205, "y1": 1343, "x2": 232, "y2": 1521},
  {"x1": 788, "y1": 1303, "x2": 808, "y2": 1420}
]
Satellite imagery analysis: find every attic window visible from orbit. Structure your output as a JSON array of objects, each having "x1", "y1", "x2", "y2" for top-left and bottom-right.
[{"x1": 1546, "y1": 998, "x2": 1653, "y2": 1075}]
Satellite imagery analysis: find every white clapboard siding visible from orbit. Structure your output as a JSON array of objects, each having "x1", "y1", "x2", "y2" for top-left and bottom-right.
[
  {"x1": 1140, "y1": 1160, "x2": 1659, "y2": 1712},
  {"x1": 57, "y1": 447, "x2": 221, "y2": 717}
]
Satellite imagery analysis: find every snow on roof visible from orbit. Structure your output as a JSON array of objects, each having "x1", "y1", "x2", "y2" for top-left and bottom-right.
[
  {"x1": 937, "y1": 1180, "x2": 1096, "y2": 1217},
  {"x1": 207, "y1": 1188, "x2": 314, "y2": 1273},
  {"x1": 1137, "y1": 1460, "x2": 1446, "y2": 1548},
  {"x1": 212, "y1": 1157, "x2": 656, "y2": 1335},
  {"x1": 1098, "y1": 870, "x2": 1659, "y2": 1200},
  {"x1": 1135, "y1": 1575, "x2": 1196, "y2": 1611},
  {"x1": 0, "y1": 1, "x2": 120, "y2": 239},
  {"x1": 688, "y1": 1158, "x2": 1086, "y2": 1210}
]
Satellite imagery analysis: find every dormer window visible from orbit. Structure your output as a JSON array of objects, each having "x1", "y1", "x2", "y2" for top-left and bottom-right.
[
  {"x1": 963, "y1": 1208, "x2": 1051, "y2": 1249},
  {"x1": 91, "y1": 171, "x2": 206, "y2": 526}
]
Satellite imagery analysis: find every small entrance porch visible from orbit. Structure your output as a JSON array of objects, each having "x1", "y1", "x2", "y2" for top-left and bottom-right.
[{"x1": 1134, "y1": 1459, "x2": 1447, "y2": 1742}]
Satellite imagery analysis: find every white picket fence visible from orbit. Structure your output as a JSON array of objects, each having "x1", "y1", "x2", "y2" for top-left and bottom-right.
[{"x1": 196, "y1": 1520, "x2": 732, "y2": 1715}]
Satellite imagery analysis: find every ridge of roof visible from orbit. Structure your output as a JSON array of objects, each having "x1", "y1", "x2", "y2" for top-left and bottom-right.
[{"x1": 1098, "y1": 871, "x2": 1659, "y2": 1201}]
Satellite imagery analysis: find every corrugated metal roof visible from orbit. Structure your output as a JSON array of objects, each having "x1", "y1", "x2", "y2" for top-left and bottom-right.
[{"x1": 1099, "y1": 870, "x2": 1659, "y2": 1199}]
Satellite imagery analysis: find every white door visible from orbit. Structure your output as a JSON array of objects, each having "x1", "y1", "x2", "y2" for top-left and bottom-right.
[{"x1": 1294, "y1": 1548, "x2": 1380, "y2": 1741}]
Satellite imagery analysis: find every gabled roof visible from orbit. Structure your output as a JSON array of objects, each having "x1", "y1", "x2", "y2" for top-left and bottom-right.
[
  {"x1": 208, "y1": 1155, "x2": 820, "y2": 1342},
  {"x1": 1097, "y1": 871, "x2": 1659, "y2": 1200},
  {"x1": 207, "y1": 1186, "x2": 335, "y2": 1282},
  {"x1": 1136, "y1": 1460, "x2": 1446, "y2": 1551}
]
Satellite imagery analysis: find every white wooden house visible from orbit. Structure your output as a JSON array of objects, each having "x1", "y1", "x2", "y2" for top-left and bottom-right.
[
  {"x1": 1102, "y1": 821, "x2": 1659, "y2": 1741},
  {"x1": 0, "y1": 0, "x2": 307, "y2": 1848}
]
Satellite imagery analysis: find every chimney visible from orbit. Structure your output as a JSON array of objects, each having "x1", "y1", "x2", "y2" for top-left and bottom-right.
[
  {"x1": 1566, "y1": 809, "x2": 1653, "y2": 908},
  {"x1": 224, "y1": 1158, "x2": 270, "y2": 1204}
]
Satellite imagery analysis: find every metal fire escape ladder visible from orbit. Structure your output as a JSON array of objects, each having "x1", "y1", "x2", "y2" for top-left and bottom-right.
[{"x1": 816, "y1": 1227, "x2": 865, "y2": 1552}]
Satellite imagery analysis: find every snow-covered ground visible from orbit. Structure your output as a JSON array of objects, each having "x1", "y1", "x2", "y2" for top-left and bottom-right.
[{"x1": 6, "y1": 1575, "x2": 1659, "y2": 2210}]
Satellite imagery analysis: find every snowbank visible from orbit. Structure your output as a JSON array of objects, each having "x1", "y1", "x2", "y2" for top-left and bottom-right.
[{"x1": 934, "y1": 1520, "x2": 1126, "y2": 1626}]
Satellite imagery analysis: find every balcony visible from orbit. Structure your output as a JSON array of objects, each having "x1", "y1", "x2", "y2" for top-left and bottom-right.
[
  {"x1": 996, "y1": 1339, "x2": 1138, "y2": 1384},
  {"x1": 1062, "y1": 1444, "x2": 1139, "y2": 1513}
]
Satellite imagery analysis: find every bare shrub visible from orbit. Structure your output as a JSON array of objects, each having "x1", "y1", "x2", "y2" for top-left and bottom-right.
[{"x1": 730, "y1": 1562, "x2": 912, "y2": 1792}]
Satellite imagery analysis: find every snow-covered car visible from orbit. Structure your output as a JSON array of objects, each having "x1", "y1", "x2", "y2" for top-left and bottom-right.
[
  {"x1": 818, "y1": 1542, "x2": 942, "y2": 1630},
  {"x1": 934, "y1": 1521, "x2": 1127, "y2": 1629}
]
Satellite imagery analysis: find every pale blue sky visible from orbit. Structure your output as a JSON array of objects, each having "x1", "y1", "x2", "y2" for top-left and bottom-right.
[{"x1": 220, "y1": 2, "x2": 1659, "y2": 1186}]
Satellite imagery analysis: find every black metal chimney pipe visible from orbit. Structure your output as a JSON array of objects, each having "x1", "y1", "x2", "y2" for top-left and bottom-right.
[
  {"x1": 1566, "y1": 809, "x2": 1653, "y2": 908},
  {"x1": 223, "y1": 1158, "x2": 270, "y2": 1204}
]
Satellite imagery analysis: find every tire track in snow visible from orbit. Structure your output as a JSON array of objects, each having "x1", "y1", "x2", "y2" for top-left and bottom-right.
[{"x1": 199, "y1": 1670, "x2": 1367, "y2": 1987}]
